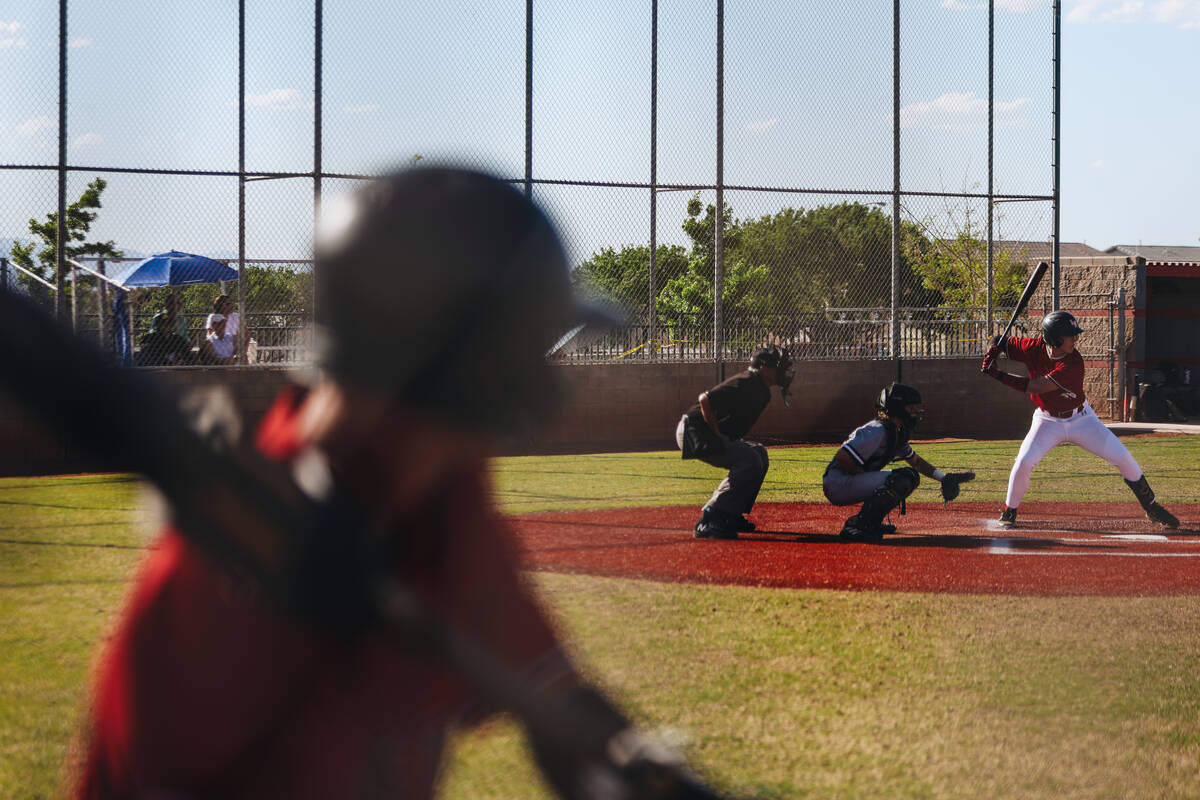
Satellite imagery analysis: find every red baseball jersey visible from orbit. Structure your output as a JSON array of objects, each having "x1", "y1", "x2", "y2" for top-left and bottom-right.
[
  {"x1": 74, "y1": 387, "x2": 568, "y2": 799},
  {"x1": 1004, "y1": 335, "x2": 1086, "y2": 414}
]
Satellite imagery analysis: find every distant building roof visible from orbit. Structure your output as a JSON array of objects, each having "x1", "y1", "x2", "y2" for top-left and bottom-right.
[
  {"x1": 994, "y1": 240, "x2": 1106, "y2": 260},
  {"x1": 1105, "y1": 244, "x2": 1200, "y2": 264}
]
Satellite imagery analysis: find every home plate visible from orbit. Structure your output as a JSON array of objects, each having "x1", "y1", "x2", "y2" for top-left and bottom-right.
[{"x1": 1110, "y1": 534, "x2": 1171, "y2": 542}]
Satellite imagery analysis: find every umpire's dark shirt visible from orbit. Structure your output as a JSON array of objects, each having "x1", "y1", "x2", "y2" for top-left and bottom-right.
[{"x1": 684, "y1": 369, "x2": 771, "y2": 440}]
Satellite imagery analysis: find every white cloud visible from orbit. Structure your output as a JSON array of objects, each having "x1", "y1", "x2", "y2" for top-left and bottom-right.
[
  {"x1": 1068, "y1": 0, "x2": 1200, "y2": 25},
  {"x1": 1067, "y1": 0, "x2": 1141, "y2": 22},
  {"x1": 18, "y1": 116, "x2": 54, "y2": 136},
  {"x1": 69, "y1": 36, "x2": 92, "y2": 49},
  {"x1": 899, "y1": 92, "x2": 1030, "y2": 130},
  {"x1": 344, "y1": 104, "x2": 379, "y2": 114},
  {"x1": 942, "y1": 0, "x2": 1050, "y2": 11},
  {"x1": 245, "y1": 88, "x2": 306, "y2": 109},
  {"x1": 745, "y1": 117, "x2": 778, "y2": 133},
  {"x1": 1151, "y1": 0, "x2": 1200, "y2": 27},
  {"x1": 996, "y1": 0, "x2": 1050, "y2": 9},
  {"x1": 1, "y1": 20, "x2": 27, "y2": 47},
  {"x1": 71, "y1": 132, "x2": 102, "y2": 149},
  {"x1": 1089, "y1": 158, "x2": 1106, "y2": 168}
]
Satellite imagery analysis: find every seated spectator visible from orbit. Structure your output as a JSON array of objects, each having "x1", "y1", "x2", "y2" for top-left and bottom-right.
[
  {"x1": 206, "y1": 294, "x2": 246, "y2": 360},
  {"x1": 150, "y1": 292, "x2": 189, "y2": 341},
  {"x1": 137, "y1": 314, "x2": 193, "y2": 366},
  {"x1": 199, "y1": 314, "x2": 237, "y2": 365}
]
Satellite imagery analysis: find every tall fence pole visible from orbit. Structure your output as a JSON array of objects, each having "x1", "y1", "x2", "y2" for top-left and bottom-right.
[
  {"x1": 890, "y1": 0, "x2": 901, "y2": 375},
  {"x1": 714, "y1": 0, "x2": 725, "y2": 379},
  {"x1": 313, "y1": 0, "x2": 323, "y2": 322},
  {"x1": 649, "y1": 0, "x2": 658, "y2": 360},
  {"x1": 56, "y1": 0, "x2": 68, "y2": 324},
  {"x1": 237, "y1": 0, "x2": 247, "y2": 363},
  {"x1": 1051, "y1": 0, "x2": 1061, "y2": 308},
  {"x1": 524, "y1": 0, "x2": 534, "y2": 199},
  {"x1": 986, "y1": 0, "x2": 995, "y2": 341}
]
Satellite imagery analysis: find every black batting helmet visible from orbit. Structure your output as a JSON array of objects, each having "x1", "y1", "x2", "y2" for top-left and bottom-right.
[
  {"x1": 875, "y1": 382, "x2": 923, "y2": 429},
  {"x1": 1041, "y1": 310, "x2": 1085, "y2": 347},
  {"x1": 314, "y1": 166, "x2": 614, "y2": 432}
]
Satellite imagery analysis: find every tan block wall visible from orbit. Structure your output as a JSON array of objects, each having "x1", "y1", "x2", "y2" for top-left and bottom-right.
[
  {"x1": 526, "y1": 358, "x2": 1033, "y2": 452},
  {"x1": 1, "y1": 360, "x2": 1038, "y2": 475}
]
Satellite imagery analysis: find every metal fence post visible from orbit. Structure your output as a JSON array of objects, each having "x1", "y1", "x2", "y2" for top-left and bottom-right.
[
  {"x1": 714, "y1": 0, "x2": 725, "y2": 382},
  {"x1": 1117, "y1": 286, "x2": 1127, "y2": 420},
  {"x1": 98, "y1": 258, "x2": 108, "y2": 356}
]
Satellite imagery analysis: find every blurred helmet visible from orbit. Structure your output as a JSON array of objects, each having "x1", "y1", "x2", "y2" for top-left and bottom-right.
[
  {"x1": 1041, "y1": 310, "x2": 1085, "y2": 347},
  {"x1": 314, "y1": 166, "x2": 613, "y2": 432},
  {"x1": 875, "y1": 382, "x2": 923, "y2": 429}
]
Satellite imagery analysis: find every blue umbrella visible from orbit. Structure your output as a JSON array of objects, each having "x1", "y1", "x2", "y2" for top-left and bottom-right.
[{"x1": 114, "y1": 250, "x2": 238, "y2": 287}]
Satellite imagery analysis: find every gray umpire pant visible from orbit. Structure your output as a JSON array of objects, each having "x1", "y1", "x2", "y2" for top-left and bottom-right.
[
  {"x1": 676, "y1": 417, "x2": 769, "y2": 515},
  {"x1": 822, "y1": 467, "x2": 890, "y2": 506}
]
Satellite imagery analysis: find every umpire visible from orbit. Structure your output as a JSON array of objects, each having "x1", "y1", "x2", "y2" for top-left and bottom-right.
[{"x1": 676, "y1": 346, "x2": 793, "y2": 539}]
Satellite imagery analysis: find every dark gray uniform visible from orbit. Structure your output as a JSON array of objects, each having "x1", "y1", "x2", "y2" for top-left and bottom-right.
[
  {"x1": 822, "y1": 418, "x2": 913, "y2": 506},
  {"x1": 676, "y1": 369, "x2": 771, "y2": 518}
]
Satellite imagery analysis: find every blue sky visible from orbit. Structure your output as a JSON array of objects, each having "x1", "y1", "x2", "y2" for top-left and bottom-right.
[{"x1": 0, "y1": 0, "x2": 1197, "y2": 265}]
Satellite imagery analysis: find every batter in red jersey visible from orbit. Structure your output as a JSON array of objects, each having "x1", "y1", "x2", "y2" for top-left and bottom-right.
[{"x1": 982, "y1": 310, "x2": 1178, "y2": 529}]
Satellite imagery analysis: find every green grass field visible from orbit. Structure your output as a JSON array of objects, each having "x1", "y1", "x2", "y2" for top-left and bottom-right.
[{"x1": 2, "y1": 435, "x2": 1199, "y2": 798}]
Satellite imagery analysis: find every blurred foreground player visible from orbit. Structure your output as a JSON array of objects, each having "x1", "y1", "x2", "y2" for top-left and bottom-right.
[
  {"x1": 676, "y1": 346, "x2": 794, "y2": 539},
  {"x1": 822, "y1": 383, "x2": 974, "y2": 542},
  {"x1": 73, "y1": 169, "x2": 705, "y2": 799},
  {"x1": 983, "y1": 311, "x2": 1178, "y2": 529}
]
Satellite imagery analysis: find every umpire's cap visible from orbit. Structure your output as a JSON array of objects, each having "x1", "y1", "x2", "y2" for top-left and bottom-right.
[{"x1": 314, "y1": 166, "x2": 615, "y2": 432}]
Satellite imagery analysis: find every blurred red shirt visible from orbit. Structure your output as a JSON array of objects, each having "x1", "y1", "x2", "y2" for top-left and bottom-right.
[{"x1": 74, "y1": 387, "x2": 568, "y2": 799}]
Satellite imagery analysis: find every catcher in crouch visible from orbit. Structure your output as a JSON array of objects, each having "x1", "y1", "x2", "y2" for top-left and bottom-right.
[{"x1": 823, "y1": 383, "x2": 975, "y2": 542}]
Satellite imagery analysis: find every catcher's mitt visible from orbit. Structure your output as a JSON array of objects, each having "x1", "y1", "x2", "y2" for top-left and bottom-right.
[{"x1": 940, "y1": 471, "x2": 975, "y2": 502}]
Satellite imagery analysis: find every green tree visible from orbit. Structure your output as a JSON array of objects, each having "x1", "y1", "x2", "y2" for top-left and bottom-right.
[
  {"x1": 903, "y1": 206, "x2": 1027, "y2": 308},
  {"x1": 655, "y1": 255, "x2": 768, "y2": 318},
  {"x1": 9, "y1": 178, "x2": 122, "y2": 287},
  {"x1": 572, "y1": 243, "x2": 690, "y2": 316},
  {"x1": 732, "y1": 202, "x2": 940, "y2": 312}
]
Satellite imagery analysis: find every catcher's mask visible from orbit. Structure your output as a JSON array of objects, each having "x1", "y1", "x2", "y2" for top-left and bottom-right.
[
  {"x1": 315, "y1": 166, "x2": 617, "y2": 433},
  {"x1": 1041, "y1": 310, "x2": 1085, "y2": 347},
  {"x1": 876, "y1": 382, "x2": 923, "y2": 430},
  {"x1": 750, "y1": 345, "x2": 796, "y2": 405}
]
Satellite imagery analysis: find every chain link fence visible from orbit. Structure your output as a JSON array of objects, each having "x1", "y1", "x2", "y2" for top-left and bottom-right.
[{"x1": 1, "y1": 1, "x2": 1056, "y2": 368}]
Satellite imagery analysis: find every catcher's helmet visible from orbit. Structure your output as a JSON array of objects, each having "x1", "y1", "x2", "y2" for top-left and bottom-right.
[
  {"x1": 314, "y1": 166, "x2": 614, "y2": 432},
  {"x1": 1041, "y1": 310, "x2": 1085, "y2": 347},
  {"x1": 875, "y1": 382, "x2": 923, "y2": 429}
]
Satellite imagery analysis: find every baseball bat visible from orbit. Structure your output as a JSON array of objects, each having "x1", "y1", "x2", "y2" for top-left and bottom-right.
[
  {"x1": 994, "y1": 260, "x2": 1049, "y2": 349},
  {"x1": 0, "y1": 291, "x2": 736, "y2": 800}
]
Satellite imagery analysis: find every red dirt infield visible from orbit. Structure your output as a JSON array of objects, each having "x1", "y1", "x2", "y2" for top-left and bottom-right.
[{"x1": 509, "y1": 501, "x2": 1200, "y2": 597}]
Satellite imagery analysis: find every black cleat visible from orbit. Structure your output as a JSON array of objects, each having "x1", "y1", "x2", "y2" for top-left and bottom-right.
[
  {"x1": 694, "y1": 518, "x2": 739, "y2": 540},
  {"x1": 734, "y1": 515, "x2": 756, "y2": 532},
  {"x1": 998, "y1": 506, "x2": 1018, "y2": 528},
  {"x1": 839, "y1": 514, "x2": 884, "y2": 543},
  {"x1": 1145, "y1": 502, "x2": 1179, "y2": 530},
  {"x1": 694, "y1": 508, "x2": 739, "y2": 540}
]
